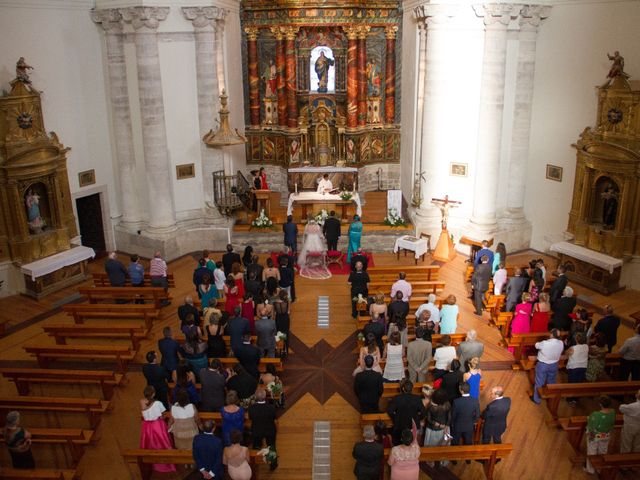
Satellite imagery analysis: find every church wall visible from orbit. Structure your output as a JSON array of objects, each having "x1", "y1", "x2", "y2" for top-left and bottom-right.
[{"x1": 527, "y1": 0, "x2": 640, "y2": 252}]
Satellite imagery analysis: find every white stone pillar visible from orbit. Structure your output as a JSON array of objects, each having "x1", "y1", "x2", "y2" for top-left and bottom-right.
[
  {"x1": 470, "y1": 4, "x2": 520, "y2": 234},
  {"x1": 182, "y1": 6, "x2": 226, "y2": 220},
  {"x1": 91, "y1": 9, "x2": 141, "y2": 228},
  {"x1": 505, "y1": 5, "x2": 549, "y2": 219},
  {"x1": 411, "y1": 19, "x2": 428, "y2": 204},
  {"x1": 121, "y1": 6, "x2": 176, "y2": 232}
]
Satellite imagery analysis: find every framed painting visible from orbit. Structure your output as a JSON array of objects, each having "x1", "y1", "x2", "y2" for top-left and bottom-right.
[
  {"x1": 78, "y1": 169, "x2": 96, "y2": 187},
  {"x1": 450, "y1": 163, "x2": 467, "y2": 177},
  {"x1": 546, "y1": 164, "x2": 563, "y2": 182},
  {"x1": 176, "y1": 163, "x2": 195, "y2": 180}
]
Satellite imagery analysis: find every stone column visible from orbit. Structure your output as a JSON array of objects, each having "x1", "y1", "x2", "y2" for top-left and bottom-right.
[
  {"x1": 271, "y1": 27, "x2": 287, "y2": 127},
  {"x1": 284, "y1": 26, "x2": 299, "y2": 128},
  {"x1": 344, "y1": 25, "x2": 359, "y2": 128},
  {"x1": 91, "y1": 9, "x2": 142, "y2": 228},
  {"x1": 384, "y1": 26, "x2": 398, "y2": 125},
  {"x1": 505, "y1": 5, "x2": 549, "y2": 219},
  {"x1": 121, "y1": 6, "x2": 176, "y2": 232},
  {"x1": 245, "y1": 26, "x2": 260, "y2": 127},
  {"x1": 182, "y1": 6, "x2": 226, "y2": 217},
  {"x1": 470, "y1": 4, "x2": 520, "y2": 234},
  {"x1": 412, "y1": 21, "x2": 428, "y2": 196},
  {"x1": 357, "y1": 26, "x2": 369, "y2": 127}
]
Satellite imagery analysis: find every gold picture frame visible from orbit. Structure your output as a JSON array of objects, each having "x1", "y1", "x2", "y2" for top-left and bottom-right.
[
  {"x1": 176, "y1": 163, "x2": 195, "y2": 180},
  {"x1": 450, "y1": 162, "x2": 467, "y2": 177},
  {"x1": 78, "y1": 169, "x2": 96, "y2": 187},
  {"x1": 546, "y1": 164, "x2": 563, "y2": 182}
]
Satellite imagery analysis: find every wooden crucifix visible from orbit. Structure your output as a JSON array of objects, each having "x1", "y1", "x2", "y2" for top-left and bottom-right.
[{"x1": 431, "y1": 195, "x2": 462, "y2": 230}]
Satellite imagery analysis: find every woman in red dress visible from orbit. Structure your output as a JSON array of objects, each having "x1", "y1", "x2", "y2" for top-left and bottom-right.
[
  {"x1": 259, "y1": 167, "x2": 268, "y2": 189},
  {"x1": 224, "y1": 277, "x2": 241, "y2": 315},
  {"x1": 241, "y1": 293, "x2": 256, "y2": 335},
  {"x1": 139, "y1": 386, "x2": 175, "y2": 473},
  {"x1": 531, "y1": 292, "x2": 551, "y2": 333},
  {"x1": 229, "y1": 262, "x2": 245, "y2": 300}
]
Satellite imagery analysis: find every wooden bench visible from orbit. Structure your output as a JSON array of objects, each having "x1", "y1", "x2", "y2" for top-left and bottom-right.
[
  {"x1": 0, "y1": 396, "x2": 111, "y2": 429},
  {"x1": 382, "y1": 444, "x2": 513, "y2": 480},
  {"x1": 520, "y1": 353, "x2": 620, "y2": 386},
  {"x1": 42, "y1": 323, "x2": 147, "y2": 351},
  {"x1": 78, "y1": 286, "x2": 171, "y2": 309},
  {"x1": 368, "y1": 281, "x2": 447, "y2": 296},
  {"x1": 0, "y1": 469, "x2": 78, "y2": 480},
  {"x1": 163, "y1": 410, "x2": 252, "y2": 427},
  {"x1": 92, "y1": 272, "x2": 176, "y2": 288},
  {"x1": 62, "y1": 303, "x2": 160, "y2": 333},
  {"x1": 378, "y1": 333, "x2": 467, "y2": 349},
  {"x1": 0, "y1": 367, "x2": 125, "y2": 400},
  {"x1": 218, "y1": 357, "x2": 283, "y2": 372},
  {"x1": 559, "y1": 414, "x2": 624, "y2": 461},
  {"x1": 24, "y1": 344, "x2": 135, "y2": 373},
  {"x1": 588, "y1": 453, "x2": 640, "y2": 480},
  {"x1": 368, "y1": 265, "x2": 440, "y2": 280},
  {"x1": 0, "y1": 427, "x2": 93, "y2": 465},
  {"x1": 122, "y1": 448, "x2": 263, "y2": 480},
  {"x1": 538, "y1": 381, "x2": 640, "y2": 422},
  {"x1": 506, "y1": 332, "x2": 569, "y2": 365}
]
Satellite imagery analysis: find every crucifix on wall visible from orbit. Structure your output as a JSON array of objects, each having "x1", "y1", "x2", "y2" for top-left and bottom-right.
[{"x1": 431, "y1": 195, "x2": 461, "y2": 230}]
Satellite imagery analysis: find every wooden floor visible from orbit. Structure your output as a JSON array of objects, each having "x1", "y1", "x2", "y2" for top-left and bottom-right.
[{"x1": 0, "y1": 249, "x2": 638, "y2": 479}]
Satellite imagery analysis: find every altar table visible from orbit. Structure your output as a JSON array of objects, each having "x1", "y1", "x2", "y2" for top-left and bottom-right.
[
  {"x1": 394, "y1": 235, "x2": 429, "y2": 264},
  {"x1": 287, "y1": 191, "x2": 362, "y2": 220}
]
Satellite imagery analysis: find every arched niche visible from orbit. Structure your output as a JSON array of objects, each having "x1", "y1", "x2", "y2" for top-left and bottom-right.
[
  {"x1": 23, "y1": 182, "x2": 52, "y2": 235},
  {"x1": 591, "y1": 175, "x2": 620, "y2": 229},
  {"x1": 310, "y1": 46, "x2": 335, "y2": 94}
]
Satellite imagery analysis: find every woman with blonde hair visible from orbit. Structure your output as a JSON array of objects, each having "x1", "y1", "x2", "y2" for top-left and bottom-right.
[
  {"x1": 463, "y1": 357, "x2": 482, "y2": 399},
  {"x1": 369, "y1": 294, "x2": 388, "y2": 324},
  {"x1": 421, "y1": 385, "x2": 435, "y2": 410},
  {"x1": 509, "y1": 292, "x2": 533, "y2": 347},
  {"x1": 439, "y1": 295, "x2": 459, "y2": 335},
  {"x1": 531, "y1": 292, "x2": 551, "y2": 333}
]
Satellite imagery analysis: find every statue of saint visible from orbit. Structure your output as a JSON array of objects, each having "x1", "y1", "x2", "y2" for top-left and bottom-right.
[
  {"x1": 314, "y1": 51, "x2": 334, "y2": 93},
  {"x1": 366, "y1": 61, "x2": 381, "y2": 96},
  {"x1": 602, "y1": 51, "x2": 630, "y2": 87},
  {"x1": 25, "y1": 189, "x2": 44, "y2": 234},
  {"x1": 290, "y1": 139, "x2": 300, "y2": 163},
  {"x1": 601, "y1": 184, "x2": 619, "y2": 229},
  {"x1": 15, "y1": 57, "x2": 33, "y2": 84},
  {"x1": 262, "y1": 59, "x2": 277, "y2": 98}
]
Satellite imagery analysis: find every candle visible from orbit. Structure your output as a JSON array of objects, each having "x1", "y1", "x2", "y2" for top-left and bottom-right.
[{"x1": 295, "y1": 183, "x2": 298, "y2": 194}]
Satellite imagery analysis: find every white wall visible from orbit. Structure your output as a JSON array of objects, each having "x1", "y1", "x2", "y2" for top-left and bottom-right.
[{"x1": 527, "y1": 0, "x2": 640, "y2": 250}]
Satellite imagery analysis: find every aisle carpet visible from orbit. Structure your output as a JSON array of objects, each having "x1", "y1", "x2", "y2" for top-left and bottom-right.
[{"x1": 270, "y1": 251, "x2": 375, "y2": 275}]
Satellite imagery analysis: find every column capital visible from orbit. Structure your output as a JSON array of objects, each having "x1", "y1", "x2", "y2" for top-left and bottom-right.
[
  {"x1": 244, "y1": 26, "x2": 259, "y2": 41},
  {"x1": 182, "y1": 6, "x2": 226, "y2": 31},
  {"x1": 473, "y1": 4, "x2": 521, "y2": 27},
  {"x1": 520, "y1": 5, "x2": 551, "y2": 28},
  {"x1": 357, "y1": 25, "x2": 370, "y2": 39},
  {"x1": 384, "y1": 25, "x2": 398, "y2": 40},
  {"x1": 413, "y1": 4, "x2": 460, "y2": 26},
  {"x1": 342, "y1": 25, "x2": 359, "y2": 40},
  {"x1": 270, "y1": 26, "x2": 284, "y2": 40},
  {"x1": 91, "y1": 8, "x2": 123, "y2": 34},
  {"x1": 120, "y1": 6, "x2": 169, "y2": 31},
  {"x1": 282, "y1": 26, "x2": 299, "y2": 41}
]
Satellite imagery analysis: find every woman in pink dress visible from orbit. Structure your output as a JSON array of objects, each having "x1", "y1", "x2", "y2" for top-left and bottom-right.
[
  {"x1": 530, "y1": 292, "x2": 551, "y2": 333},
  {"x1": 388, "y1": 420, "x2": 420, "y2": 480},
  {"x1": 139, "y1": 386, "x2": 176, "y2": 473},
  {"x1": 224, "y1": 277, "x2": 241, "y2": 315},
  {"x1": 508, "y1": 292, "x2": 533, "y2": 354}
]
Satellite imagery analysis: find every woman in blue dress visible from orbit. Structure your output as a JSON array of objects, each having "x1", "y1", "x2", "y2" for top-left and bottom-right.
[
  {"x1": 220, "y1": 390, "x2": 245, "y2": 446},
  {"x1": 347, "y1": 215, "x2": 363, "y2": 263}
]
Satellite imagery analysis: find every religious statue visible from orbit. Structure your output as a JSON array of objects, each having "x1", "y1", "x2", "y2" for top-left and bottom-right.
[
  {"x1": 346, "y1": 138, "x2": 355, "y2": 163},
  {"x1": 601, "y1": 183, "x2": 619, "y2": 229},
  {"x1": 411, "y1": 172, "x2": 425, "y2": 208},
  {"x1": 602, "y1": 51, "x2": 630, "y2": 87},
  {"x1": 262, "y1": 59, "x2": 277, "y2": 98},
  {"x1": 431, "y1": 195, "x2": 461, "y2": 230},
  {"x1": 15, "y1": 57, "x2": 33, "y2": 84},
  {"x1": 25, "y1": 189, "x2": 44, "y2": 234},
  {"x1": 290, "y1": 139, "x2": 300, "y2": 163},
  {"x1": 315, "y1": 50, "x2": 334, "y2": 93},
  {"x1": 366, "y1": 61, "x2": 381, "y2": 97}
]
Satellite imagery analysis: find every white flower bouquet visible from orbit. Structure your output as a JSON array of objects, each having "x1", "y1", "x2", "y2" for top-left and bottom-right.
[
  {"x1": 251, "y1": 209, "x2": 274, "y2": 229},
  {"x1": 314, "y1": 209, "x2": 329, "y2": 226},
  {"x1": 383, "y1": 207, "x2": 407, "y2": 227},
  {"x1": 339, "y1": 191, "x2": 353, "y2": 201},
  {"x1": 275, "y1": 331, "x2": 287, "y2": 342}
]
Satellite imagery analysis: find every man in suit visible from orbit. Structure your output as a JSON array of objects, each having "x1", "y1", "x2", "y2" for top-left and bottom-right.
[
  {"x1": 199, "y1": 358, "x2": 226, "y2": 412},
  {"x1": 222, "y1": 244, "x2": 241, "y2": 276},
  {"x1": 226, "y1": 306, "x2": 250, "y2": 354},
  {"x1": 472, "y1": 255, "x2": 492, "y2": 316},
  {"x1": 283, "y1": 215, "x2": 298, "y2": 253},
  {"x1": 473, "y1": 240, "x2": 494, "y2": 267},
  {"x1": 350, "y1": 248, "x2": 369, "y2": 271},
  {"x1": 104, "y1": 251, "x2": 127, "y2": 286},
  {"x1": 348, "y1": 261, "x2": 370, "y2": 318},
  {"x1": 353, "y1": 355, "x2": 384, "y2": 413},
  {"x1": 246, "y1": 255, "x2": 264, "y2": 285},
  {"x1": 505, "y1": 268, "x2": 528, "y2": 312},
  {"x1": 234, "y1": 333, "x2": 262, "y2": 379},
  {"x1": 481, "y1": 386, "x2": 511, "y2": 444},
  {"x1": 158, "y1": 327, "x2": 181, "y2": 374},
  {"x1": 386, "y1": 380, "x2": 426, "y2": 445},
  {"x1": 178, "y1": 296, "x2": 200, "y2": 329},
  {"x1": 192, "y1": 420, "x2": 223, "y2": 480},
  {"x1": 323, "y1": 210, "x2": 341, "y2": 251},
  {"x1": 407, "y1": 327, "x2": 433, "y2": 383},
  {"x1": 142, "y1": 351, "x2": 170, "y2": 409},
  {"x1": 226, "y1": 364, "x2": 259, "y2": 403},
  {"x1": 363, "y1": 317, "x2": 385, "y2": 354},
  {"x1": 451, "y1": 382, "x2": 480, "y2": 446},
  {"x1": 549, "y1": 265, "x2": 568, "y2": 305},
  {"x1": 457, "y1": 330, "x2": 484, "y2": 372},
  {"x1": 248, "y1": 388, "x2": 278, "y2": 449},
  {"x1": 550, "y1": 287, "x2": 577, "y2": 331},
  {"x1": 594, "y1": 304, "x2": 621, "y2": 353},
  {"x1": 388, "y1": 291, "x2": 409, "y2": 320},
  {"x1": 192, "y1": 258, "x2": 210, "y2": 293},
  {"x1": 255, "y1": 314, "x2": 277, "y2": 358},
  {"x1": 352, "y1": 424, "x2": 384, "y2": 480}
]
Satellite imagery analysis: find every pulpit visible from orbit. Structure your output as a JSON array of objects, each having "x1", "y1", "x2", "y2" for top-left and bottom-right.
[{"x1": 253, "y1": 189, "x2": 271, "y2": 217}]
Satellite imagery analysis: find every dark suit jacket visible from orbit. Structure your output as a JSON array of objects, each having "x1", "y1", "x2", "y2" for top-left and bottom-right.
[
  {"x1": 104, "y1": 258, "x2": 127, "y2": 286},
  {"x1": 283, "y1": 222, "x2": 298, "y2": 248},
  {"x1": 193, "y1": 266, "x2": 211, "y2": 289},
  {"x1": 199, "y1": 368, "x2": 226, "y2": 412},
  {"x1": 549, "y1": 274, "x2": 568, "y2": 304},
  {"x1": 472, "y1": 263, "x2": 492, "y2": 292},
  {"x1": 440, "y1": 370, "x2": 464, "y2": 403},
  {"x1": 353, "y1": 369, "x2": 384, "y2": 412},
  {"x1": 158, "y1": 337, "x2": 181, "y2": 372},
  {"x1": 323, "y1": 217, "x2": 342, "y2": 242},
  {"x1": 363, "y1": 321, "x2": 385, "y2": 353},
  {"x1": 551, "y1": 296, "x2": 577, "y2": 331},
  {"x1": 142, "y1": 363, "x2": 170, "y2": 405},
  {"x1": 227, "y1": 316, "x2": 250, "y2": 352},
  {"x1": 350, "y1": 253, "x2": 369, "y2": 271},
  {"x1": 222, "y1": 252, "x2": 241, "y2": 276},
  {"x1": 226, "y1": 371, "x2": 259, "y2": 400},
  {"x1": 178, "y1": 303, "x2": 200, "y2": 328},
  {"x1": 234, "y1": 341, "x2": 262, "y2": 379},
  {"x1": 388, "y1": 300, "x2": 409, "y2": 320},
  {"x1": 594, "y1": 315, "x2": 621, "y2": 351},
  {"x1": 482, "y1": 396, "x2": 511, "y2": 438},
  {"x1": 255, "y1": 317, "x2": 276, "y2": 352},
  {"x1": 451, "y1": 395, "x2": 480, "y2": 434},
  {"x1": 248, "y1": 401, "x2": 277, "y2": 438},
  {"x1": 246, "y1": 263, "x2": 264, "y2": 284},
  {"x1": 352, "y1": 441, "x2": 384, "y2": 479},
  {"x1": 506, "y1": 277, "x2": 528, "y2": 308},
  {"x1": 192, "y1": 433, "x2": 223, "y2": 478},
  {"x1": 386, "y1": 393, "x2": 426, "y2": 435}
]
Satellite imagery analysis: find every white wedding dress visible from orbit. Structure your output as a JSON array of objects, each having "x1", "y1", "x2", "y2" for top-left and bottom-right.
[{"x1": 298, "y1": 220, "x2": 332, "y2": 279}]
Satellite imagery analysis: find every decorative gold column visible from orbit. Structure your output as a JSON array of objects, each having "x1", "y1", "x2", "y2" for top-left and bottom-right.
[
  {"x1": 284, "y1": 26, "x2": 299, "y2": 128},
  {"x1": 344, "y1": 25, "x2": 359, "y2": 128},
  {"x1": 357, "y1": 26, "x2": 369, "y2": 127},
  {"x1": 271, "y1": 26, "x2": 287, "y2": 127},
  {"x1": 384, "y1": 26, "x2": 398, "y2": 125},
  {"x1": 245, "y1": 27, "x2": 260, "y2": 127}
]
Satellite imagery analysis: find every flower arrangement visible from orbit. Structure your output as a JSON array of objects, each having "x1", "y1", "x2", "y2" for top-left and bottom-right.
[
  {"x1": 275, "y1": 331, "x2": 287, "y2": 342},
  {"x1": 357, "y1": 332, "x2": 365, "y2": 342},
  {"x1": 339, "y1": 191, "x2": 353, "y2": 201},
  {"x1": 352, "y1": 293, "x2": 368, "y2": 304},
  {"x1": 251, "y1": 209, "x2": 274, "y2": 229},
  {"x1": 383, "y1": 208, "x2": 407, "y2": 227},
  {"x1": 258, "y1": 445, "x2": 279, "y2": 470},
  {"x1": 314, "y1": 209, "x2": 329, "y2": 226},
  {"x1": 267, "y1": 381, "x2": 283, "y2": 396}
]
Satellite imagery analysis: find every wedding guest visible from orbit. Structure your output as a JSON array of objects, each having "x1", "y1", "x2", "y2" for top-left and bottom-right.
[
  {"x1": 620, "y1": 389, "x2": 640, "y2": 453},
  {"x1": 3, "y1": 411, "x2": 35, "y2": 469},
  {"x1": 584, "y1": 396, "x2": 616, "y2": 474},
  {"x1": 619, "y1": 324, "x2": 640, "y2": 381},
  {"x1": 594, "y1": 305, "x2": 621, "y2": 353},
  {"x1": 139, "y1": 386, "x2": 175, "y2": 473},
  {"x1": 353, "y1": 425, "x2": 384, "y2": 480},
  {"x1": 439, "y1": 295, "x2": 459, "y2": 334}
]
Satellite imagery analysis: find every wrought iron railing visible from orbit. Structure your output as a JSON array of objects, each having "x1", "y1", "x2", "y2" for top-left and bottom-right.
[{"x1": 212, "y1": 170, "x2": 252, "y2": 215}]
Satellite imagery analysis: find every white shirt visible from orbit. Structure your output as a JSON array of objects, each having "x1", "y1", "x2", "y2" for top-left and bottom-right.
[
  {"x1": 171, "y1": 403, "x2": 195, "y2": 419},
  {"x1": 434, "y1": 346, "x2": 456, "y2": 370},
  {"x1": 317, "y1": 178, "x2": 333, "y2": 193},
  {"x1": 493, "y1": 268, "x2": 508, "y2": 294},
  {"x1": 415, "y1": 302, "x2": 440, "y2": 323},
  {"x1": 620, "y1": 400, "x2": 640, "y2": 428},
  {"x1": 619, "y1": 334, "x2": 640, "y2": 361},
  {"x1": 142, "y1": 400, "x2": 166, "y2": 421},
  {"x1": 535, "y1": 338, "x2": 564, "y2": 364},
  {"x1": 213, "y1": 268, "x2": 226, "y2": 290},
  {"x1": 566, "y1": 344, "x2": 588, "y2": 369}
]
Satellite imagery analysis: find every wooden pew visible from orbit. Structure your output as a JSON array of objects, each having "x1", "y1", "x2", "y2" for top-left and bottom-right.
[
  {"x1": 42, "y1": 323, "x2": 146, "y2": 351},
  {"x1": 379, "y1": 333, "x2": 467, "y2": 349},
  {"x1": 368, "y1": 265, "x2": 440, "y2": 280},
  {"x1": 62, "y1": 303, "x2": 160, "y2": 333},
  {"x1": 382, "y1": 444, "x2": 513, "y2": 480},
  {"x1": 92, "y1": 272, "x2": 176, "y2": 288},
  {"x1": 122, "y1": 449, "x2": 263, "y2": 480},
  {"x1": 0, "y1": 427, "x2": 94, "y2": 465},
  {"x1": 0, "y1": 396, "x2": 110, "y2": 429},
  {"x1": 24, "y1": 344, "x2": 135, "y2": 373},
  {"x1": 77, "y1": 286, "x2": 170, "y2": 309},
  {"x1": 558, "y1": 414, "x2": 624, "y2": 461},
  {"x1": 163, "y1": 410, "x2": 252, "y2": 427},
  {"x1": 588, "y1": 453, "x2": 640, "y2": 480},
  {"x1": 538, "y1": 381, "x2": 640, "y2": 422},
  {"x1": 218, "y1": 357, "x2": 283, "y2": 372},
  {"x1": 520, "y1": 353, "x2": 620, "y2": 386},
  {"x1": 0, "y1": 469, "x2": 78, "y2": 480},
  {"x1": 506, "y1": 332, "x2": 569, "y2": 365},
  {"x1": 0, "y1": 367, "x2": 125, "y2": 400},
  {"x1": 368, "y1": 281, "x2": 447, "y2": 296}
]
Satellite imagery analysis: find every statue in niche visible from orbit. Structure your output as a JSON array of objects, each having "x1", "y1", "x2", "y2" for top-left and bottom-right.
[
  {"x1": 602, "y1": 51, "x2": 630, "y2": 87},
  {"x1": 601, "y1": 183, "x2": 619, "y2": 229},
  {"x1": 346, "y1": 138, "x2": 355, "y2": 163},
  {"x1": 25, "y1": 188, "x2": 44, "y2": 234},
  {"x1": 366, "y1": 61, "x2": 381, "y2": 96},
  {"x1": 290, "y1": 139, "x2": 300, "y2": 163},
  {"x1": 15, "y1": 57, "x2": 33, "y2": 84},
  {"x1": 262, "y1": 59, "x2": 277, "y2": 98},
  {"x1": 315, "y1": 50, "x2": 334, "y2": 93}
]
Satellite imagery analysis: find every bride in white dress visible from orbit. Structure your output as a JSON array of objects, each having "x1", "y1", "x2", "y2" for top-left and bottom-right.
[{"x1": 298, "y1": 219, "x2": 332, "y2": 279}]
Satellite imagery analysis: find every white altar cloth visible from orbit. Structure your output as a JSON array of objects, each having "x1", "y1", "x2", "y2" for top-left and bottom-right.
[
  {"x1": 394, "y1": 235, "x2": 429, "y2": 260},
  {"x1": 550, "y1": 241, "x2": 623, "y2": 274},
  {"x1": 21, "y1": 245, "x2": 95, "y2": 281},
  {"x1": 288, "y1": 166, "x2": 358, "y2": 173},
  {"x1": 287, "y1": 191, "x2": 362, "y2": 216}
]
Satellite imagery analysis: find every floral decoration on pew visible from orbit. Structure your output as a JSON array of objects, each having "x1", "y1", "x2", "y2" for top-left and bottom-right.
[{"x1": 258, "y1": 445, "x2": 279, "y2": 471}]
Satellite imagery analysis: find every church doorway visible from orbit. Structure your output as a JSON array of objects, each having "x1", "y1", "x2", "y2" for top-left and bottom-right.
[{"x1": 75, "y1": 193, "x2": 106, "y2": 258}]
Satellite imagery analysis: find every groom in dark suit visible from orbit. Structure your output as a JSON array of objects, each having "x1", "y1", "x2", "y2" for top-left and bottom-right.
[
  {"x1": 323, "y1": 210, "x2": 341, "y2": 251},
  {"x1": 283, "y1": 215, "x2": 298, "y2": 253},
  {"x1": 192, "y1": 420, "x2": 223, "y2": 479},
  {"x1": 481, "y1": 386, "x2": 511, "y2": 444}
]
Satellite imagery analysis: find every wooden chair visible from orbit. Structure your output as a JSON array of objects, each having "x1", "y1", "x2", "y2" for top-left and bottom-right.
[
  {"x1": 325, "y1": 250, "x2": 343, "y2": 269},
  {"x1": 0, "y1": 427, "x2": 94, "y2": 465},
  {"x1": 0, "y1": 395, "x2": 111, "y2": 429},
  {"x1": 23, "y1": 344, "x2": 135, "y2": 373}
]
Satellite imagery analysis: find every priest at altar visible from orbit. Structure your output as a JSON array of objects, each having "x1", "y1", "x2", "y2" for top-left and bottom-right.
[{"x1": 317, "y1": 174, "x2": 333, "y2": 194}]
